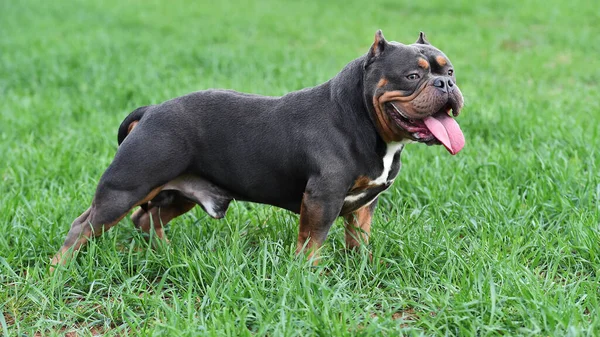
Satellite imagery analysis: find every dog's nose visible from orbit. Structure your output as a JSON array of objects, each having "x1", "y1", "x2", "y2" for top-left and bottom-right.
[{"x1": 433, "y1": 77, "x2": 455, "y2": 93}]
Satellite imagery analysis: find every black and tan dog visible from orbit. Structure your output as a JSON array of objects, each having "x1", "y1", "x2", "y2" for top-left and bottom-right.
[{"x1": 51, "y1": 30, "x2": 465, "y2": 269}]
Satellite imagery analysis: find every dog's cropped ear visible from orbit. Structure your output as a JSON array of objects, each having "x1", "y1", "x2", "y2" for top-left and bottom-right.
[
  {"x1": 415, "y1": 31, "x2": 430, "y2": 45},
  {"x1": 365, "y1": 30, "x2": 388, "y2": 67}
]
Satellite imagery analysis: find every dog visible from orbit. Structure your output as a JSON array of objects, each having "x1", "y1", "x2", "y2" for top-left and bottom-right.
[{"x1": 51, "y1": 30, "x2": 464, "y2": 269}]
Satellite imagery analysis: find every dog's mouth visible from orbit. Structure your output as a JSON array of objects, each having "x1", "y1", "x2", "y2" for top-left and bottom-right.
[{"x1": 387, "y1": 102, "x2": 465, "y2": 155}]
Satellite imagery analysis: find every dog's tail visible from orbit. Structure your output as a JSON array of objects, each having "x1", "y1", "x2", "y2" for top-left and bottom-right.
[{"x1": 117, "y1": 106, "x2": 149, "y2": 145}]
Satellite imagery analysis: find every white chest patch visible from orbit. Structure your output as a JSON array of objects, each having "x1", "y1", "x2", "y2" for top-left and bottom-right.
[
  {"x1": 342, "y1": 141, "x2": 408, "y2": 208},
  {"x1": 369, "y1": 141, "x2": 405, "y2": 186},
  {"x1": 344, "y1": 192, "x2": 369, "y2": 203}
]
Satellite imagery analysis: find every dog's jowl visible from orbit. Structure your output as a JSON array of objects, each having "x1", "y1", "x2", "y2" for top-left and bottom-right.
[{"x1": 51, "y1": 30, "x2": 465, "y2": 270}]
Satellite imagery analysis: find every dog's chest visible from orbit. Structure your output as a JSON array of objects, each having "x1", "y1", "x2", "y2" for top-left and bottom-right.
[{"x1": 342, "y1": 142, "x2": 405, "y2": 213}]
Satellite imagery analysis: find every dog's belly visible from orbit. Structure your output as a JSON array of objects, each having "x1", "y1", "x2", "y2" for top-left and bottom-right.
[
  {"x1": 160, "y1": 174, "x2": 394, "y2": 218},
  {"x1": 161, "y1": 175, "x2": 234, "y2": 218},
  {"x1": 158, "y1": 143, "x2": 405, "y2": 218},
  {"x1": 158, "y1": 142, "x2": 405, "y2": 217},
  {"x1": 160, "y1": 174, "x2": 304, "y2": 217}
]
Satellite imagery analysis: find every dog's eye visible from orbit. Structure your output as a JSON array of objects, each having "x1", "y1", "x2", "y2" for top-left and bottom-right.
[
  {"x1": 406, "y1": 74, "x2": 420, "y2": 80},
  {"x1": 448, "y1": 69, "x2": 454, "y2": 76}
]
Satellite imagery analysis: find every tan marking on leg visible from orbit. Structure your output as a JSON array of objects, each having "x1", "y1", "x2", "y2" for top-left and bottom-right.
[
  {"x1": 50, "y1": 185, "x2": 165, "y2": 272},
  {"x1": 50, "y1": 209, "x2": 130, "y2": 272},
  {"x1": 436, "y1": 55, "x2": 447, "y2": 67},
  {"x1": 50, "y1": 246, "x2": 78, "y2": 272},
  {"x1": 131, "y1": 207, "x2": 145, "y2": 227},
  {"x1": 344, "y1": 204, "x2": 373, "y2": 250},
  {"x1": 137, "y1": 186, "x2": 165, "y2": 206},
  {"x1": 50, "y1": 207, "x2": 92, "y2": 271},
  {"x1": 351, "y1": 176, "x2": 371, "y2": 193},
  {"x1": 134, "y1": 200, "x2": 195, "y2": 241},
  {"x1": 296, "y1": 196, "x2": 325, "y2": 265}
]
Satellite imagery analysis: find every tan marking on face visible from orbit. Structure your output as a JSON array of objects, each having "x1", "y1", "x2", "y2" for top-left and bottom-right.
[
  {"x1": 377, "y1": 78, "x2": 388, "y2": 88},
  {"x1": 369, "y1": 80, "x2": 432, "y2": 143},
  {"x1": 372, "y1": 96, "x2": 398, "y2": 143},
  {"x1": 418, "y1": 58, "x2": 429, "y2": 69},
  {"x1": 378, "y1": 79, "x2": 428, "y2": 103},
  {"x1": 436, "y1": 55, "x2": 447, "y2": 67},
  {"x1": 127, "y1": 121, "x2": 139, "y2": 134}
]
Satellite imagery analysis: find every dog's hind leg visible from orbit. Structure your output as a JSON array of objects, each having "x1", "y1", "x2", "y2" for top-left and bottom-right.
[
  {"x1": 50, "y1": 183, "x2": 164, "y2": 271},
  {"x1": 131, "y1": 191, "x2": 196, "y2": 241},
  {"x1": 50, "y1": 131, "x2": 190, "y2": 271}
]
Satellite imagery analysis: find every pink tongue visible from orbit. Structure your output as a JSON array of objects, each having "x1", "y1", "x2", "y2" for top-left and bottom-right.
[{"x1": 422, "y1": 113, "x2": 465, "y2": 155}]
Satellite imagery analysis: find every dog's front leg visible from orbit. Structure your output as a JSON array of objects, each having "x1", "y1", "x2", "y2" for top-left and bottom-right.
[
  {"x1": 343, "y1": 198, "x2": 378, "y2": 250},
  {"x1": 296, "y1": 179, "x2": 346, "y2": 264}
]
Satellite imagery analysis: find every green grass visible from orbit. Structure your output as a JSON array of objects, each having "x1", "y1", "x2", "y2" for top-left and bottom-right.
[{"x1": 1, "y1": 0, "x2": 599, "y2": 335}]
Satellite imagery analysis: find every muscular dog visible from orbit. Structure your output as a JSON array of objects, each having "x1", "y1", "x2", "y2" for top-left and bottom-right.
[{"x1": 51, "y1": 30, "x2": 465, "y2": 269}]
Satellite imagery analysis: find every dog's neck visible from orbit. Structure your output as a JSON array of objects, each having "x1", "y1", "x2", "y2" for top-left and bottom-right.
[
  {"x1": 329, "y1": 55, "x2": 410, "y2": 144},
  {"x1": 327, "y1": 56, "x2": 386, "y2": 148},
  {"x1": 328, "y1": 57, "x2": 366, "y2": 114}
]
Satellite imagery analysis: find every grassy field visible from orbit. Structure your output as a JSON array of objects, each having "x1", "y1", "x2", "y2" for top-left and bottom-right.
[{"x1": 1, "y1": 0, "x2": 599, "y2": 335}]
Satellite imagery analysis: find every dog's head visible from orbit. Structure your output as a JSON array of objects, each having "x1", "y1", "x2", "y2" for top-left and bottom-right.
[{"x1": 363, "y1": 30, "x2": 465, "y2": 154}]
